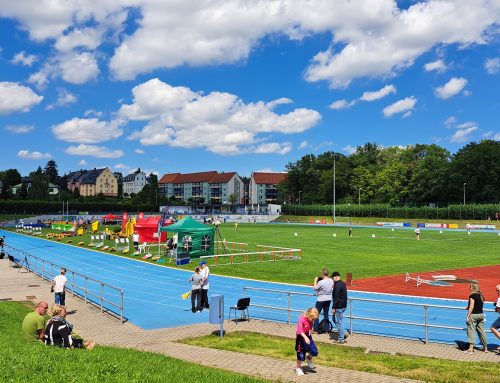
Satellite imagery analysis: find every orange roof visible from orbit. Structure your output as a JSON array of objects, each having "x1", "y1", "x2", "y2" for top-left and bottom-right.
[
  {"x1": 252, "y1": 172, "x2": 287, "y2": 185},
  {"x1": 159, "y1": 173, "x2": 180, "y2": 184},
  {"x1": 210, "y1": 172, "x2": 236, "y2": 183}
]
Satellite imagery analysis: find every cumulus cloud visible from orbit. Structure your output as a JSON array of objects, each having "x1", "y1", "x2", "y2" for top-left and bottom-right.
[
  {"x1": 424, "y1": 59, "x2": 447, "y2": 72},
  {"x1": 65, "y1": 144, "x2": 124, "y2": 158},
  {"x1": 78, "y1": 159, "x2": 88, "y2": 166},
  {"x1": 254, "y1": 142, "x2": 292, "y2": 155},
  {"x1": 121, "y1": 78, "x2": 320, "y2": 155},
  {"x1": 52, "y1": 117, "x2": 123, "y2": 143},
  {"x1": 5, "y1": 125, "x2": 35, "y2": 134},
  {"x1": 298, "y1": 141, "x2": 310, "y2": 149},
  {"x1": 17, "y1": 149, "x2": 52, "y2": 160},
  {"x1": 485, "y1": 57, "x2": 500, "y2": 74},
  {"x1": 134, "y1": 148, "x2": 145, "y2": 154},
  {"x1": 0, "y1": 82, "x2": 43, "y2": 115},
  {"x1": 59, "y1": 51, "x2": 99, "y2": 84},
  {"x1": 382, "y1": 96, "x2": 417, "y2": 118},
  {"x1": 360, "y1": 84, "x2": 396, "y2": 102},
  {"x1": 329, "y1": 99, "x2": 356, "y2": 110},
  {"x1": 46, "y1": 88, "x2": 77, "y2": 110},
  {"x1": 435, "y1": 77, "x2": 468, "y2": 99},
  {"x1": 444, "y1": 116, "x2": 457, "y2": 127},
  {"x1": 11, "y1": 51, "x2": 38, "y2": 66},
  {"x1": 450, "y1": 122, "x2": 478, "y2": 143},
  {"x1": 342, "y1": 144, "x2": 357, "y2": 154}
]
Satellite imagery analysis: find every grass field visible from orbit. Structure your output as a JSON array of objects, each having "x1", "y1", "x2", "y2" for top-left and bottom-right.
[
  {"x1": 0, "y1": 301, "x2": 269, "y2": 383},
  {"x1": 4, "y1": 221, "x2": 499, "y2": 285},
  {"x1": 181, "y1": 332, "x2": 500, "y2": 383}
]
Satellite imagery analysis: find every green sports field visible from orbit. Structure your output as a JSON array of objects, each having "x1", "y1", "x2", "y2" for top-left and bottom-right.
[{"x1": 185, "y1": 223, "x2": 500, "y2": 284}]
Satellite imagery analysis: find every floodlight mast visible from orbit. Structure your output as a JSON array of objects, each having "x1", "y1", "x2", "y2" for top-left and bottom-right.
[{"x1": 333, "y1": 155, "x2": 336, "y2": 224}]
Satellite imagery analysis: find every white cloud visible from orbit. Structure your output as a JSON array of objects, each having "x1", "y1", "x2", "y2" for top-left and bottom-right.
[
  {"x1": 78, "y1": 159, "x2": 88, "y2": 166},
  {"x1": 450, "y1": 124, "x2": 478, "y2": 143},
  {"x1": 329, "y1": 99, "x2": 356, "y2": 110},
  {"x1": 55, "y1": 27, "x2": 103, "y2": 52},
  {"x1": 382, "y1": 96, "x2": 417, "y2": 118},
  {"x1": 298, "y1": 141, "x2": 310, "y2": 149},
  {"x1": 444, "y1": 116, "x2": 457, "y2": 127},
  {"x1": 485, "y1": 57, "x2": 500, "y2": 74},
  {"x1": 52, "y1": 118, "x2": 123, "y2": 144},
  {"x1": 360, "y1": 84, "x2": 396, "y2": 102},
  {"x1": 65, "y1": 144, "x2": 124, "y2": 158},
  {"x1": 254, "y1": 142, "x2": 292, "y2": 155},
  {"x1": 134, "y1": 149, "x2": 145, "y2": 154},
  {"x1": 11, "y1": 51, "x2": 38, "y2": 66},
  {"x1": 435, "y1": 77, "x2": 468, "y2": 99},
  {"x1": 0, "y1": 82, "x2": 43, "y2": 115},
  {"x1": 424, "y1": 59, "x2": 447, "y2": 72},
  {"x1": 402, "y1": 110, "x2": 412, "y2": 118},
  {"x1": 46, "y1": 88, "x2": 77, "y2": 110},
  {"x1": 342, "y1": 144, "x2": 356, "y2": 154},
  {"x1": 59, "y1": 51, "x2": 99, "y2": 84},
  {"x1": 28, "y1": 63, "x2": 56, "y2": 89},
  {"x1": 121, "y1": 78, "x2": 320, "y2": 155},
  {"x1": 17, "y1": 149, "x2": 52, "y2": 160},
  {"x1": 493, "y1": 133, "x2": 500, "y2": 140},
  {"x1": 5, "y1": 124, "x2": 35, "y2": 134},
  {"x1": 84, "y1": 109, "x2": 103, "y2": 118}
]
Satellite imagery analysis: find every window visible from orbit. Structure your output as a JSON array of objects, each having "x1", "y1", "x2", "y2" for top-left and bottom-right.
[
  {"x1": 182, "y1": 235, "x2": 193, "y2": 252},
  {"x1": 201, "y1": 235, "x2": 211, "y2": 251}
]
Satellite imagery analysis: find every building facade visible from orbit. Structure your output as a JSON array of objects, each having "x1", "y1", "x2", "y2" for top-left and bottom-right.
[
  {"x1": 158, "y1": 171, "x2": 244, "y2": 204},
  {"x1": 67, "y1": 167, "x2": 118, "y2": 197},
  {"x1": 122, "y1": 169, "x2": 147, "y2": 197},
  {"x1": 249, "y1": 172, "x2": 287, "y2": 205}
]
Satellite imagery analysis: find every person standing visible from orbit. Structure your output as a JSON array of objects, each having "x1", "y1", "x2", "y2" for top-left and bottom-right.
[
  {"x1": 465, "y1": 283, "x2": 488, "y2": 354},
  {"x1": 199, "y1": 260, "x2": 210, "y2": 309},
  {"x1": 132, "y1": 231, "x2": 140, "y2": 251},
  {"x1": 21, "y1": 301, "x2": 50, "y2": 342},
  {"x1": 415, "y1": 227, "x2": 420, "y2": 240},
  {"x1": 490, "y1": 284, "x2": 500, "y2": 353},
  {"x1": 0, "y1": 235, "x2": 5, "y2": 251},
  {"x1": 313, "y1": 269, "x2": 333, "y2": 333},
  {"x1": 51, "y1": 268, "x2": 67, "y2": 306},
  {"x1": 295, "y1": 307, "x2": 319, "y2": 376},
  {"x1": 188, "y1": 267, "x2": 203, "y2": 313},
  {"x1": 331, "y1": 271, "x2": 348, "y2": 344}
]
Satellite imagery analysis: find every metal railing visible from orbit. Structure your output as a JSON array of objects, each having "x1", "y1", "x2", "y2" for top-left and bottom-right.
[
  {"x1": 242, "y1": 286, "x2": 495, "y2": 345},
  {"x1": 6, "y1": 245, "x2": 125, "y2": 323}
]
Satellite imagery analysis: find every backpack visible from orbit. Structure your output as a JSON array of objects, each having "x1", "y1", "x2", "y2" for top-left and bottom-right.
[{"x1": 317, "y1": 318, "x2": 333, "y2": 334}]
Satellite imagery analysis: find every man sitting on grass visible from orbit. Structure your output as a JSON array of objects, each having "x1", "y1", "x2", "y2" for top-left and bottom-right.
[{"x1": 21, "y1": 301, "x2": 50, "y2": 342}]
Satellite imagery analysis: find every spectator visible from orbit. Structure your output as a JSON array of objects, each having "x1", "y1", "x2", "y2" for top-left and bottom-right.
[
  {"x1": 0, "y1": 235, "x2": 5, "y2": 250},
  {"x1": 295, "y1": 307, "x2": 319, "y2": 376},
  {"x1": 199, "y1": 260, "x2": 210, "y2": 309},
  {"x1": 415, "y1": 227, "x2": 420, "y2": 240},
  {"x1": 21, "y1": 301, "x2": 50, "y2": 342},
  {"x1": 331, "y1": 271, "x2": 348, "y2": 344},
  {"x1": 45, "y1": 305, "x2": 95, "y2": 349},
  {"x1": 489, "y1": 284, "x2": 500, "y2": 353},
  {"x1": 188, "y1": 267, "x2": 203, "y2": 313},
  {"x1": 312, "y1": 269, "x2": 333, "y2": 333},
  {"x1": 465, "y1": 283, "x2": 488, "y2": 354},
  {"x1": 51, "y1": 268, "x2": 67, "y2": 306},
  {"x1": 132, "y1": 231, "x2": 140, "y2": 251}
]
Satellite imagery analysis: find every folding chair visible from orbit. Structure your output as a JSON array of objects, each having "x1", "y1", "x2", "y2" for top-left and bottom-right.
[{"x1": 229, "y1": 297, "x2": 250, "y2": 322}]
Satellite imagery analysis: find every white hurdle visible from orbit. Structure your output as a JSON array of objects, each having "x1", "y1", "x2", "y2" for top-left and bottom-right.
[
  {"x1": 90, "y1": 235, "x2": 105, "y2": 248},
  {"x1": 115, "y1": 238, "x2": 130, "y2": 252}
]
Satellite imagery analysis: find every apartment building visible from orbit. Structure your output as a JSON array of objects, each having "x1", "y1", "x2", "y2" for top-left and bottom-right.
[
  {"x1": 67, "y1": 167, "x2": 118, "y2": 197},
  {"x1": 249, "y1": 172, "x2": 287, "y2": 205},
  {"x1": 122, "y1": 169, "x2": 147, "y2": 197}
]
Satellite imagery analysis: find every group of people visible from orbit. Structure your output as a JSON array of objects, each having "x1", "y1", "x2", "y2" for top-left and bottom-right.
[
  {"x1": 294, "y1": 269, "x2": 347, "y2": 376},
  {"x1": 21, "y1": 267, "x2": 95, "y2": 350},
  {"x1": 187, "y1": 260, "x2": 210, "y2": 313}
]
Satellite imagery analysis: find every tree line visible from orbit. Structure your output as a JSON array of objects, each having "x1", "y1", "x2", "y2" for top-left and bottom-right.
[{"x1": 279, "y1": 140, "x2": 500, "y2": 205}]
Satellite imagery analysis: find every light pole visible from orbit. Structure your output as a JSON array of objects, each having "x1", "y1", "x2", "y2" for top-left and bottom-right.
[
  {"x1": 463, "y1": 183, "x2": 466, "y2": 205},
  {"x1": 298, "y1": 190, "x2": 302, "y2": 205},
  {"x1": 358, "y1": 187, "x2": 362, "y2": 205}
]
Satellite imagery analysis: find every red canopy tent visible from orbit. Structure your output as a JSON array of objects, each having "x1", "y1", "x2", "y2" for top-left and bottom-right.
[
  {"x1": 102, "y1": 213, "x2": 122, "y2": 224},
  {"x1": 134, "y1": 216, "x2": 170, "y2": 243}
]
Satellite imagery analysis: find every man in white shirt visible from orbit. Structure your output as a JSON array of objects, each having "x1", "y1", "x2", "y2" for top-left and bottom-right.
[
  {"x1": 51, "y1": 268, "x2": 67, "y2": 305},
  {"x1": 132, "y1": 231, "x2": 140, "y2": 251},
  {"x1": 199, "y1": 260, "x2": 210, "y2": 310}
]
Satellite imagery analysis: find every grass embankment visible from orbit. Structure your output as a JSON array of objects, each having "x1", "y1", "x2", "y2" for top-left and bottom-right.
[
  {"x1": 182, "y1": 332, "x2": 500, "y2": 383},
  {"x1": 3, "y1": 221, "x2": 499, "y2": 284},
  {"x1": 0, "y1": 301, "x2": 269, "y2": 383}
]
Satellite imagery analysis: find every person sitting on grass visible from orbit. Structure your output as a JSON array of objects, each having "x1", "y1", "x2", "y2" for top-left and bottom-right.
[
  {"x1": 21, "y1": 301, "x2": 50, "y2": 342},
  {"x1": 45, "y1": 305, "x2": 95, "y2": 350},
  {"x1": 295, "y1": 307, "x2": 319, "y2": 376}
]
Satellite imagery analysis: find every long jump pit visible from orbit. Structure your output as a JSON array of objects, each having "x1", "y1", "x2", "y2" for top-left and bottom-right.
[{"x1": 350, "y1": 265, "x2": 500, "y2": 301}]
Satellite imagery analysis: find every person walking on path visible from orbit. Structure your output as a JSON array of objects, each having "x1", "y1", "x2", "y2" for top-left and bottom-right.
[
  {"x1": 51, "y1": 267, "x2": 67, "y2": 306},
  {"x1": 331, "y1": 271, "x2": 348, "y2": 344},
  {"x1": 415, "y1": 227, "x2": 420, "y2": 240},
  {"x1": 489, "y1": 284, "x2": 500, "y2": 353},
  {"x1": 199, "y1": 260, "x2": 210, "y2": 309},
  {"x1": 21, "y1": 301, "x2": 50, "y2": 342},
  {"x1": 465, "y1": 283, "x2": 488, "y2": 354},
  {"x1": 188, "y1": 267, "x2": 203, "y2": 313},
  {"x1": 295, "y1": 307, "x2": 319, "y2": 376},
  {"x1": 313, "y1": 269, "x2": 333, "y2": 333}
]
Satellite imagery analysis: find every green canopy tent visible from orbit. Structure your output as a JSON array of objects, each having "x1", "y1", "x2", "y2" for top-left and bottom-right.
[{"x1": 160, "y1": 217, "x2": 214, "y2": 259}]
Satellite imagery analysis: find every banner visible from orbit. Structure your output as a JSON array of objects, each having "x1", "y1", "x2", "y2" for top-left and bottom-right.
[
  {"x1": 376, "y1": 222, "x2": 411, "y2": 227},
  {"x1": 91, "y1": 221, "x2": 99, "y2": 232},
  {"x1": 468, "y1": 224, "x2": 496, "y2": 230}
]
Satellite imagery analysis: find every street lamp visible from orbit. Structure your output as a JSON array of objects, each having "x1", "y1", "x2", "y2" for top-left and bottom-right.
[
  {"x1": 463, "y1": 183, "x2": 466, "y2": 205},
  {"x1": 298, "y1": 190, "x2": 302, "y2": 205},
  {"x1": 358, "y1": 187, "x2": 362, "y2": 205}
]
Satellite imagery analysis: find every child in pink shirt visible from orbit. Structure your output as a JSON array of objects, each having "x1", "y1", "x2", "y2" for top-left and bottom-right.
[{"x1": 295, "y1": 307, "x2": 319, "y2": 375}]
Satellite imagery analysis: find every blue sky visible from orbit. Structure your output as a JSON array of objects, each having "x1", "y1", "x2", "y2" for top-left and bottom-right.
[{"x1": 1, "y1": 1, "x2": 499, "y2": 179}]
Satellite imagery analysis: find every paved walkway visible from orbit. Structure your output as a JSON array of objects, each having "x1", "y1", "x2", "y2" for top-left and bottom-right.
[{"x1": 0, "y1": 259, "x2": 497, "y2": 383}]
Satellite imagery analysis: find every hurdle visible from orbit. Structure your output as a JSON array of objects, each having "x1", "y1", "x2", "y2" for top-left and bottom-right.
[
  {"x1": 115, "y1": 238, "x2": 130, "y2": 252},
  {"x1": 90, "y1": 235, "x2": 105, "y2": 248}
]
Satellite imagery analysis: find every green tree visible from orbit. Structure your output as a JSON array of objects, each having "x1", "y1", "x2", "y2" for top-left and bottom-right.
[
  {"x1": 19, "y1": 183, "x2": 28, "y2": 200},
  {"x1": 43, "y1": 159, "x2": 59, "y2": 184},
  {"x1": 28, "y1": 167, "x2": 49, "y2": 200},
  {"x1": 228, "y1": 193, "x2": 238, "y2": 204}
]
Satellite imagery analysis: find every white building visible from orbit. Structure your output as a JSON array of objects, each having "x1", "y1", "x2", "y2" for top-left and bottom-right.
[{"x1": 123, "y1": 169, "x2": 148, "y2": 197}]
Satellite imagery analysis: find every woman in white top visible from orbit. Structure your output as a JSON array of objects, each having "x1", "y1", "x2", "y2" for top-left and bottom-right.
[{"x1": 313, "y1": 269, "x2": 333, "y2": 332}]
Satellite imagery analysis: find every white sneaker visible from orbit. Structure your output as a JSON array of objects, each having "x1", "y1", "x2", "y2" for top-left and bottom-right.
[
  {"x1": 307, "y1": 360, "x2": 316, "y2": 369},
  {"x1": 295, "y1": 368, "x2": 304, "y2": 376}
]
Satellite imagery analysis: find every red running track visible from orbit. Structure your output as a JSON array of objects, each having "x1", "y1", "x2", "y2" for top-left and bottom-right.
[{"x1": 351, "y1": 265, "x2": 500, "y2": 301}]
